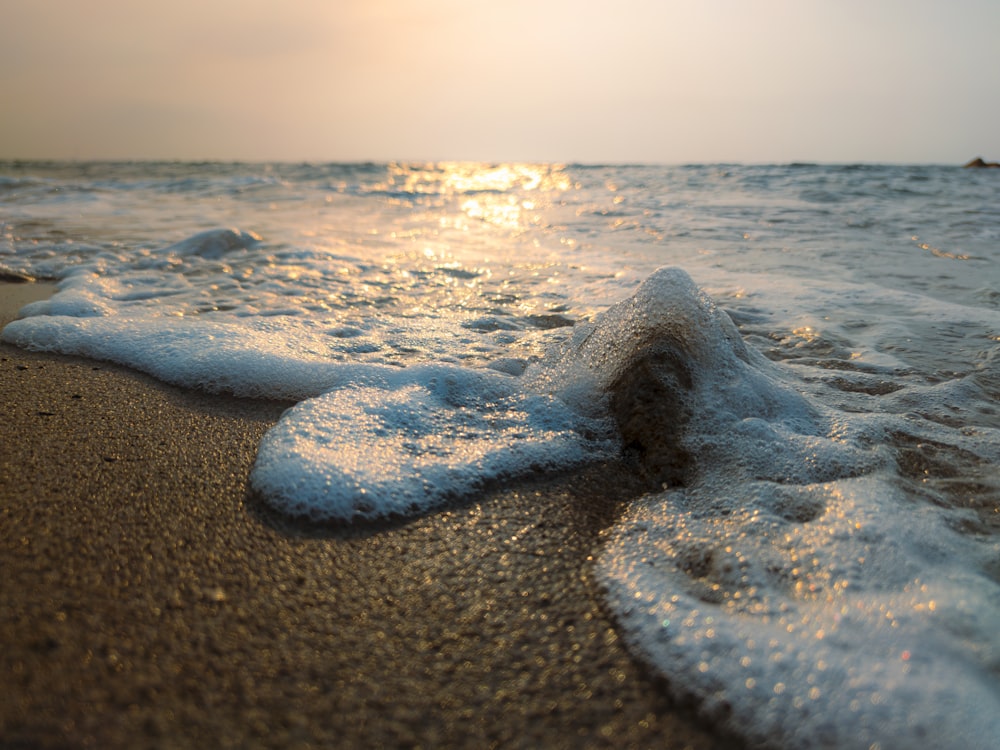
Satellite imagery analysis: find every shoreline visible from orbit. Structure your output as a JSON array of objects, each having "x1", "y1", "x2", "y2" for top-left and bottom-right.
[{"x1": 0, "y1": 337, "x2": 725, "y2": 748}]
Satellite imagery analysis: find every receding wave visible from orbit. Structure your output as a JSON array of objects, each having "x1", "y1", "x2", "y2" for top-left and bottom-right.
[{"x1": 3, "y1": 161, "x2": 999, "y2": 749}]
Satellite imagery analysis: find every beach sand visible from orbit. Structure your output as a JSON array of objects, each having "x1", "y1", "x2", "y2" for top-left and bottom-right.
[{"x1": 0, "y1": 283, "x2": 725, "y2": 749}]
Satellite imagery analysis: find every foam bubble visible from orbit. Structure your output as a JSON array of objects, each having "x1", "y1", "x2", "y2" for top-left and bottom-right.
[
  {"x1": 15, "y1": 287, "x2": 114, "y2": 318},
  {"x1": 250, "y1": 364, "x2": 616, "y2": 521},
  {"x1": 6, "y1": 256, "x2": 999, "y2": 746},
  {"x1": 598, "y1": 476, "x2": 1000, "y2": 749},
  {"x1": 526, "y1": 267, "x2": 826, "y2": 485},
  {"x1": 578, "y1": 269, "x2": 1000, "y2": 748},
  {"x1": 161, "y1": 228, "x2": 262, "y2": 259},
  {"x1": 527, "y1": 267, "x2": 752, "y2": 402},
  {"x1": 1, "y1": 315, "x2": 361, "y2": 400}
]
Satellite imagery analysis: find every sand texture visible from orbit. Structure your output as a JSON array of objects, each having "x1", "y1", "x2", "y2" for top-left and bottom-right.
[{"x1": 0, "y1": 339, "x2": 727, "y2": 749}]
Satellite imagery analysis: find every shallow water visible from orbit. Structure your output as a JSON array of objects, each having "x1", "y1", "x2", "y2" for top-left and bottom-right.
[{"x1": 3, "y1": 161, "x2": 999, "y2": 748}]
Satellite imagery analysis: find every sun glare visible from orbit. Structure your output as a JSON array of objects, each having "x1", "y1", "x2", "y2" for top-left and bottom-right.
[{"x1": 373, "y1": 162, "x2": 573, "y2": 233}]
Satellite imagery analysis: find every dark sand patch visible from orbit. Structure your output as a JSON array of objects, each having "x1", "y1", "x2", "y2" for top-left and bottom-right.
[{"x1": 0, "y1": 343, "x2": 727, "y2": 749}]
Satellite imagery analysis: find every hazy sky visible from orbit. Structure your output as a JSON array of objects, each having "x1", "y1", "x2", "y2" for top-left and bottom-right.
[{"x1": 2, "y1": 0, "x2": 997, "y2": 163}]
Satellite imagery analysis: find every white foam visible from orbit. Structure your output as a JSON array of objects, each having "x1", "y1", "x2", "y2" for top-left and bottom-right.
[
  {"x1": 599, "y1": 476, "x2": 1000, "y2": 749},
  {"x1": 5, "y1": 163, "x2": 999, "y2": 748},
  {"x1": 161, "y1": 228, "x2": 261, "y2": 259},
  {"x1": 2, "y1": 274, "x2": 617, "y2": 522},
  {"x1": 2, "y1": 314, "x2": 362, "y2": 400},
  {"x1": 576, "y1": 269, "x2": 1000, "y2": 748},
  {"x1": 250, "y1": 364, "x2": 615, "y2": 521},
  {"x1": 5, "y1": 248, "x2": 1000, "y2": 747},
  {"x1": 15, "y1": 287, "x2": 115, "y2": 318}
]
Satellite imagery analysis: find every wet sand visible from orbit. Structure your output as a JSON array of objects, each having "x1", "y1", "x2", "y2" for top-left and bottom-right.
[
  {"x1": 0, "y1": 280, "x2": 59, "y2": 318},
  {"x1": 0, "y1": 285, "x2": 727, "y2": 749}
]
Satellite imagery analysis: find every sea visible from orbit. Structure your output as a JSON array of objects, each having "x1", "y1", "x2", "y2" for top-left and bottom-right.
[{"x1": 2, "y1": 161, "x2": 999, "y2": 748}]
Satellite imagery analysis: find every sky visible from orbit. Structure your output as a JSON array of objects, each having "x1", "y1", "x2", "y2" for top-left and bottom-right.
[{"x1": 1, "y1": 0, "x2": 998, "y2": 164}]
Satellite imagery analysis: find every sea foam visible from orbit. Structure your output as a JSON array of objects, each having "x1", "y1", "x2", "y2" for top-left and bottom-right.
[
  {"x1": 250, "y1": 364, "x2": 615, "y2": 520},
  {"x1": 570, "y1": 272, "x2": 1000, "y2": 749},
  {"x1": 5, "y1": 254, "x2": 1000, "y2": 748}
]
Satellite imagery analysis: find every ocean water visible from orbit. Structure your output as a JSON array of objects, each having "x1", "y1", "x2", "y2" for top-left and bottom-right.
[{"x1": 3, "y1": 161, "x2": 999, "y2": 747}]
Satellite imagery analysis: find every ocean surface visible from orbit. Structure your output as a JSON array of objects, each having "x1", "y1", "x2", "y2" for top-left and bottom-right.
[{"x1": 3, "y1": 161, "x2": 999, "y2": 747}]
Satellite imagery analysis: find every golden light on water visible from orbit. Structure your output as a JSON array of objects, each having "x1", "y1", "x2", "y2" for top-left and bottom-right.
[
  {"x1": 376, "y1": 162, "x2": 576, "y2": 236},
  {"x1": 791, "y1": 326, "x2": 819, "y2": 343},
  {"x1": 460, "y1": 196, "x2": 526, "y2": 232},
  {"x1": 380, "y1": 162, "x2": 571, "y2": 196},
  {"x1": 452, "y1": 164, "x2": 572, "y2": 233},
  {"x1": 437, "y1": 163, "x2": 565, "y2": 193}
]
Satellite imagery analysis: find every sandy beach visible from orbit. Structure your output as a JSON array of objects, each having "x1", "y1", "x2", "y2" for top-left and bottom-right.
[{"x1": 0, "y1": 283, "x2": 725, "y2": 749}]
